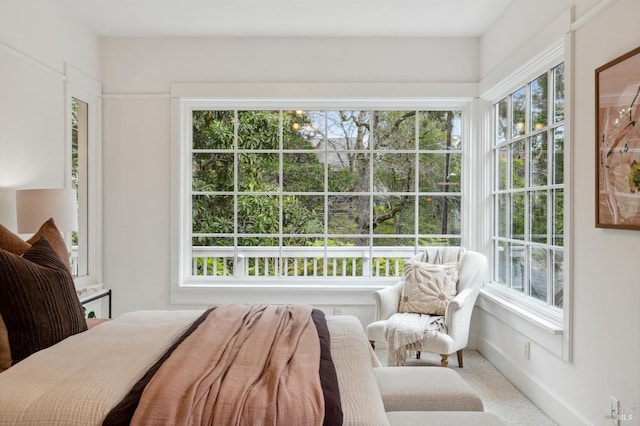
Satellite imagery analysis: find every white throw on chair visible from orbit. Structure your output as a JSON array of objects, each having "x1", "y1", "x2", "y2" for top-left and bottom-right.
[{"x1": 366, "y1": 247, "x2": 487, "y2": 367}]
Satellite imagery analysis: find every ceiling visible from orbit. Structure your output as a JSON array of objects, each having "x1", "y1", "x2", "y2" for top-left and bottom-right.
[{"x1": 54, "y1": 0, "x2": 514, "y2": 38}]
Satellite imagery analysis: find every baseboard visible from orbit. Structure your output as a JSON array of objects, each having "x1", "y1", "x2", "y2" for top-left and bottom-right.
[{"x1": 476, "y1": 335, "x2": 593, "y2": 426}]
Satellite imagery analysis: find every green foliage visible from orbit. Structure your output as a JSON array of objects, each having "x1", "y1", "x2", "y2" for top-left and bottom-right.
[{"x1": 191, "y1": 109, "x2": 463, "y2": 253}]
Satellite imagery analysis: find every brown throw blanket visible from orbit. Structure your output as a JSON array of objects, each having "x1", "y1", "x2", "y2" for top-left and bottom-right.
[{"x1": 104, "y1": 304, "x2": 342, "y2": 426}]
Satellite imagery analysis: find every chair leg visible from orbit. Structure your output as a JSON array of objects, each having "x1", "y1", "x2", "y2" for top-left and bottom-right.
[
  {"x1": 416, "y1": 351, "x2": 421, "y2": 359},
  {"x1": 457, "y1": 350, "x2": 464, "y2": 368},
  {"x1": 369, "y1": 340, "x2": 375, "y2": 349},
  {"x1": 440, "y1": 354, "x2": 449, "y2": 367}
]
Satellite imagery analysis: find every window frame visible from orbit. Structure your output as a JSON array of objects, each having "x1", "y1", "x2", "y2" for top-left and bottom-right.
[
  {"x1": 170, "y1": 88, "x2": 474, "y2": 305},
  {"x1": 478, "y1": 38, "x2": 572, "y2": 361},
  {"x1": 65, "y1": 65, "x2": 103, "y2": 291}
]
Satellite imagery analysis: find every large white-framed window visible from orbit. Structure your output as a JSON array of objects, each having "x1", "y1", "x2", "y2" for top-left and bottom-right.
[
  {"x1": 478, "y1": 39, "x2": 571, "y2": 360},
  {"x1": 492, "y1": 62, "x2": 565, "y2": 308},
  {"x1": 172, "y1": 94, "x2": 473, "y2": 302}
]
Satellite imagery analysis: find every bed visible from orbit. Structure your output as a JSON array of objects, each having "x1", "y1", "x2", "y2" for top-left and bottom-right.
[
  {"x1": 0, "y1": 306, "x2": 390, "y2": 426},
  {"x1": 0, "y1": 223, "x2": 389, "y2": 425}
]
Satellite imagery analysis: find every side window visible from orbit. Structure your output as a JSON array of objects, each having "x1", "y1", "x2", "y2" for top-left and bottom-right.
[
  {"x1": 492, "y1": 63, "x2": 565, "y2": 309},
  {"x1": 71, "y1": 97, "x2": 88, "y2": 277}
]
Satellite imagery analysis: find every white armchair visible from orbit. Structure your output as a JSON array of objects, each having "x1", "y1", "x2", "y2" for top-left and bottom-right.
[{"x1": 366, "y1": 247, "x2": 487, "y2": 367}]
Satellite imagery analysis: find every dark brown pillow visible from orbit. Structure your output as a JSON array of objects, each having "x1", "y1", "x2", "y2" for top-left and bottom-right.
[
  {"x1": 0, "y1": 238, "x2": 87, "y2": 364},
  {"x1": 26, "y1": 218, "x2": 72, "y2": 273}
]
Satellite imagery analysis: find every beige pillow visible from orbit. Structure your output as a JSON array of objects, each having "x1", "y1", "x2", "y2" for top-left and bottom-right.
[{"x1": 398, "y1": 261, "x2": 458, "y2": 315}]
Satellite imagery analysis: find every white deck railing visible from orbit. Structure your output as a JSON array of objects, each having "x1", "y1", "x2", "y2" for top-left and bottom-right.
[{"x1": 191, "y1": 246, "x2": 418, "y2": 279}]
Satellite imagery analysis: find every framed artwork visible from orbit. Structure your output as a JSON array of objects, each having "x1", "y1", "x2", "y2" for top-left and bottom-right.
[{"x1": 596, "y1": 46, "x2": 640, "y2": 229}]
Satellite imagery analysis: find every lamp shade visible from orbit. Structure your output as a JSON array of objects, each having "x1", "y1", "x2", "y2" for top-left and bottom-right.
[{"x1": 16, "y1": 189, "x2": 78, "y2": 233}]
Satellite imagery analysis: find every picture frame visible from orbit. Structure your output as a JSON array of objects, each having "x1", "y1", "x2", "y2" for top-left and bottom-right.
[{"x1": 595, "y1": 46, "x2": 640, "y2": 229}]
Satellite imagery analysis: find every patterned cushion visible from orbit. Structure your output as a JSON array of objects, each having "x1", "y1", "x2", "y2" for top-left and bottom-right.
[
  {"x1": 0, "y1": 238, "x2": 86, "y2": 364},
  {"x1": 398, "y1": 261, "x2": 458, "y2": 315}
]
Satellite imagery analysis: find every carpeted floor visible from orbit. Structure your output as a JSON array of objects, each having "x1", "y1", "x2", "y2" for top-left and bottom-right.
[{"x1": 374, "y1": 348, "x2": 558, "y2": 426}]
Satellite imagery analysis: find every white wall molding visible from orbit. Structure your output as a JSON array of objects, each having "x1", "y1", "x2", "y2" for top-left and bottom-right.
[
  {"x1": 571, "y1": 0, "x2": 620, "y2": 31},
  {"x1": 103, "y1": 93, "x2": 171, "y2": 100},
  {"x1": 170, "y1": 82, "x2": 478, "y2": 101},
  {"x1": 477, "y1": 335, "x2": 593, "y2": 426},
  {"x1": 0, "y1": 40, "x2": 64, "y2": 79}
]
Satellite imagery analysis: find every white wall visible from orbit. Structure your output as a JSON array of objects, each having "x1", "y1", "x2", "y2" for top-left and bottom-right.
[
  {"x1": 477, "y1": 0, "x2": 640, "y2": 424},
  {"x1": 101, "y1": 36, "x2": 480, "y2": 321},
  {"x1": 0, "y1": 0, "x2": 100, "y2": 228}
]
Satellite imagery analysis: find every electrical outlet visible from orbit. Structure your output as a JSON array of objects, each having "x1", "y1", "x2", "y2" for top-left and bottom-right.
[
  {"x1": 608, "y1": 396, "x2": 620, "y2": 425},
  {"x1": 524, "y1": 341, "x2": 530, "y2": 360}
]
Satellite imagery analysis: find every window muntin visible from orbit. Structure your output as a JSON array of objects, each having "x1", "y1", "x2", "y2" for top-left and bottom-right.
[
  {"x1": 186, "y1": 107, "x2": 464, "y2": 283},
  {"x1": 492, "y1": 63, "x2": 565, "y2": 309}
]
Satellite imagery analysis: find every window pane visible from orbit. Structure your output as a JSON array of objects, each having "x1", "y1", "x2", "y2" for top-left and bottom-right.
[
  {"x1": 237, "y1": 195, "x2": 280, "y2": 234},
  {"x1": 418, "y1": 195, "x2": 461, "y2": 235},
  {"x1": 495, "y1": 240, "x2": 508, "y2": 284},
  {"x1": 511, "y1": 243, "x2": 525, "y2": 292},
  {"x1": 554, "y1": 63, "x2": 565, "y2": 122},
  {"x1": 529, "y1": 133, "x2": 548, "y2": 187},
  {"x1": 71, "y1": 98, "x2": 88, "y2": 278},
  {"x1": 327, "y1": 110, "x2": 370, "y2": 150},
  {"x1": 529, "y1": 191, "x2": 548, "y2": 243},
  {"x1": 553, "y1": 189, "x2": 564, "y2": 246},
  {"x1": 418, "y1": 153, "x2": 461, "y2": 192},
  {"x1": 283, "y1": 110, "x2": 322, "y2": 149},
  {"x1": 192, "y1": 243, "x2": 235, "y2": 277},
  {"x1": 553, "y1": 126, "x2": 564, "y2": 185},
  {"x1": 511, "y1": 192, "x2": 525, "y2": 240},
  {"x1": 497, "y1": 193, "x2": 508, "y2": 237},
  {"x1": 419, "y1": 111, "x2": 462, "y2": 150},
  {"x1": 192, "y1": 195, "x2": 234, "y2": 233},
  {"x1": 530, "y1": 246, "x2": 548, "y2": 302},
  {"x1": 328, "y1": 195, "x2": 369, "y2": 234},
  {"x1": 511, "y1": 87, "x2": 526, "y2": 138},
  {"x1": 496, "y1": 147, "x2": 508, "y2": 190},
  {"x1": 192, "y1": 110, "x2": 234, "y2": 149},
  {"x1": 375, "y1": 153, "x2": 415, "y2": 192},
  {"x1": 418, "y1": 237, "x2": 461, "y2": 247},
  {"x1": 373, "y1": 196, "x2": 415, "y2": 235},
  {"x1": 511, "y1": 140, "x2": 525, "y2": 189},
  {"x1": 553, "y1": 249, "x2": 564, "y2": 308},
  {"x1": 283, "y1": 153, "x2": 324, "y2": 192},
  {"x1": 238, "y1": 110, "x2": 279, "y2": 149},
  {"x1": 283, "y1": 195, "x2": 324, "y2": 235},
  {"x1": 496, "y1": 98, "x2": 508, "y2": 144},
  {"x1": 373, "y1": 111, "x2": 415, "y2": 149},
  {"x1": 238, "y1": 153, "x2": 279, "y2": 191},
  {"x1": 193, "y1": 153, "x2": 234, "y2": 192},
  {"x1": 530, "y1": 73, "x2": 548, "y2": 131},
  {"x1": 373, "y1": 236, "x2": 414, "y2": 246},
  {"x1": 328, "y1": 153, "x2": 368, "y2": 192},
  {"x1": 192, "y1": 236, "x2": 233, "y2": 246}
]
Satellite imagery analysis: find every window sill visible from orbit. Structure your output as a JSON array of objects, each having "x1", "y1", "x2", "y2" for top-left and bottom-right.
[
  {"x1": 170, "y1": 278, "x2": 397, "y2": 306},
  {"x1": 476, "y1": 283, "x2": 564, "y2": 357}
]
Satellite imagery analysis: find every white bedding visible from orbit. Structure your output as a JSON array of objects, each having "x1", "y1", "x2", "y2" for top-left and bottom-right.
[{"x1": 0, "y1": 310, "x2": 388, "y2": 426}]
